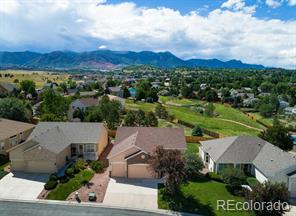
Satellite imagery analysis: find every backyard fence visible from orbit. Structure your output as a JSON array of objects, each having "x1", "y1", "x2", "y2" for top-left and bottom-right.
[{"x1": 185, "y1": 136, "x2": 215, "y2": 143}]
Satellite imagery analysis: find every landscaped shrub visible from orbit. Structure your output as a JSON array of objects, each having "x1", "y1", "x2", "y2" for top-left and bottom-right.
[
  {"x1": 90, "y1": 161, "x2": 103, "y2": 173},
  {"x1": 74, "y1": 159, "x2": 87, "y2": 171},
  {"x1": 0, "y1": 154, "x2": 9, "y2": 166},
  {"x1": 191, "y1": 125, "x2": 203, "y2": 136},
  {"x1": 247, "y1": 177, "x2": 260, "y2": 188},
  {"x1": 65, "y1": 167, "x2": 75, "y2": 178},
  {"x1": 220, "y1": 168, "x2": 246, "y2": 191},
  {"x1": 0, "y1": 170, "x2": 8, "y2": 179},
  {"x1": 206, "y1": 172, "x2": 223, "y2": 182},
  {"x1": 49, "y1": 173, "x2": 58, "y2": 181},
  {"x1": 59, "y1": 175, "x2": 69, "y2": 183},
  {"x1": 44, "y1": 180, "x2": 58, "y2": 190}
]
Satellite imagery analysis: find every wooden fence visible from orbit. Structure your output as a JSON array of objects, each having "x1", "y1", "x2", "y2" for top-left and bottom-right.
[{"x1": 185, "y1": 136, "x2": 215, "y2": 143}]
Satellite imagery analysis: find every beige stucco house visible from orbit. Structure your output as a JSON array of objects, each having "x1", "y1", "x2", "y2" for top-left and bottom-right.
[
  {"x1": 107, "y1": 127, "x2": 186, "y2": 179},
  {"x1": 0, "y1": 118, "x2": 35, "y2": 155},
  {"x1": 8, "y1": 122, "x2": 108, "y2": 173}
]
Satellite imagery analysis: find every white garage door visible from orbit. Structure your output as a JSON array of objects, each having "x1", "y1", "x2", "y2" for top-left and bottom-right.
[
  {"x1": 128, "y1": 164, "x2": 154, "y2": 179},
  {"x1": 111, "y1": 163, "x2": 125, "y2": 177},
  {"x1": 26, "y1": 161, "x2": 56, "y2": 173}
]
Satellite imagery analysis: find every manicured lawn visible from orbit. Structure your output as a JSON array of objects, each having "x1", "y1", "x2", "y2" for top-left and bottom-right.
[
  {"x1": 158, "y1": 179, "x2": 254, "y2": 216},
  {"x1": 46, "y1": 169, "x2": 94, "y2": 200},
  {"x1": 125, "y1": 99, "x2": 156, "y2": 113},
  {"x1": 186, "y1": 143, "x2": 199, "y2": 154},
  {"x1": 158, "y1": 119, "x2": 192, "y2": 135}
]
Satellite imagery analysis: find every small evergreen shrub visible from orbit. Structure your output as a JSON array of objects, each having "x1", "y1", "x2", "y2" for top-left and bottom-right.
[
  {"x1": 90, "y1": 161, "x2": 103, "y2": 173},
  {"x1": 44, "y1": 180, "x2": 58, "y2": 190}
]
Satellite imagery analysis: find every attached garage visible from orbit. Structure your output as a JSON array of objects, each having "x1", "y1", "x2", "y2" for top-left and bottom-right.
[
  {"x1": 10, "y1": 161, "x2": 25, "y2": 171},
  {"x1": 26, "y1": 160, "x2": 57, "y2": 173},
  {"x1": 128, "y1": 164, "x2": 154, "y2": 179},
  {"x1": 110, "y1": 163, "x2": 126, "y2": 177}
]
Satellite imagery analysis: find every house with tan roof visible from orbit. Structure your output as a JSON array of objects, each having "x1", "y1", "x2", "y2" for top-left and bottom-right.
[
  {"x1": 8, "y1": 122, "x2": 108, "y2": 173},
  {"x1": 0, "y1": 118, "x2": 35, "y2": 155},
  {"x1": 199, "y1": 136, "x2": 296, "y2": 198},
  {"x1": 107, "y1": 127, "x2": 186, "y2": 179}
]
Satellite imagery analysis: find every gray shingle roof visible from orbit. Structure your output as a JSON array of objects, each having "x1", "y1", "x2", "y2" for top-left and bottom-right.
[
  {"x1": 0, "y1": 82, "x2": 16, "y2": 92},
  {"x1": 27, "y1": 122, "x2": 105, "y2": 153},
  {"x1": 200, "y1": 135, "x2": 296, "y2": 177},
  {"x1": 29, "y1": 126, "x2": 71, "y2": 154},
  {"x1": 253, "y1": 144, "x2": 296, "y2": 177}
]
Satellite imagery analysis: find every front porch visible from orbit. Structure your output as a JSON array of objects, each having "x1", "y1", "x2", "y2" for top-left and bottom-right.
[{"x1": 71, "y1": 143, "x2": 98, "y2": 161}]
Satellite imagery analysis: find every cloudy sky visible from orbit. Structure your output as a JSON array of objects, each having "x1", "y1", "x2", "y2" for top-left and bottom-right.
[{"x1": 0, "y1": 0, "x2": 295, "y2": 68}]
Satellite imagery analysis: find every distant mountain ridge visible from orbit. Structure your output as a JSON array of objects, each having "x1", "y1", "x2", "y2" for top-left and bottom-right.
[{"x1": 0, "y1": 50, "x2": 265, "y2": 70}]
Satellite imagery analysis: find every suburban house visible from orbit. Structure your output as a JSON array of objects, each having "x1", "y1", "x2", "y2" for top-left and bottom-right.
[
  {"x1": 68, "y1": 97, "x2": 99, "y2": 120},
  {"x1": 0, "y1": 82, "x2": 17, "y2": 95},
  {"x1": 107, "y1": 127, "x2": 186, "y2": 179},
  {"x1": 8, "y1": 122, "x2": 108, "y2": 173},
  {"x1": 108, "y1": 86, "x2": 123, "y2": 98},
  {"x1": 199, "y1": 136, "x2": 296, "y2": 197},
  {"x1": 0, "y1": 118, "x2": 35, "y2": 155},
  {"x1": 284, "y1": 107, "x2": 296, "y2": 116}
]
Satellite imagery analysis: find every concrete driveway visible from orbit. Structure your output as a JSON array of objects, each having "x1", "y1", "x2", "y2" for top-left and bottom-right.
[
  {"x1": 0, "y1": 172, "x2": 48, "y2": 200},
  {"x1": 103, "y1": 178, "x2": 162, "y2": 210}
]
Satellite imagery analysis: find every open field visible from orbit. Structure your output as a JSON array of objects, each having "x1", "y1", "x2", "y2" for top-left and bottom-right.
[
  {"x1": 125, "y1": 98, "x2": 263, "y2": 136},
  {"x1": 0, "y1": 70, "x2": 69, "y2": 88}
]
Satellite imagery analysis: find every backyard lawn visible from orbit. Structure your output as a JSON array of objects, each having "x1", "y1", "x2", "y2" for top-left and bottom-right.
[
  {"x1": 186, "y1": 143, "x2": 199, "y2": 154},
  {"x1": 46, "y1": 169, "x2": 94, "y2": 200},
  {"x1": 158, "y1": 179, "x2": 254, "y2": 216}
]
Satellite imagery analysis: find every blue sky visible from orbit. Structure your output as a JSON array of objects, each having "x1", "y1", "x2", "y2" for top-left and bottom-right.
[
  {"x1": 0, "y1": 0, "x2": 295, "y2": 68},
  {"x1": 108, "y1": 0, "x2": 296, "y2": 20}
]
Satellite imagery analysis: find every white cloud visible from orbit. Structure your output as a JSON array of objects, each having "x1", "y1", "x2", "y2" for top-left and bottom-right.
[
  {"x1": 287, "y1": 0, "x2": 296, "y2": 6},
  {"x1": 0, "y1": 0, "x2": 20, "y2": 14},
  {"x1": 0, "y1": 0, "x2": 295, "y2": 68},
  {"x1": 221, "y1": 0, "x2": 246, "y2": 10},
  {"x1": 98, "y1": 45, "x2": 107, "y2": 49},
  {"x1": 265, "y1": 0, "x2": 282, "y2": 8}
]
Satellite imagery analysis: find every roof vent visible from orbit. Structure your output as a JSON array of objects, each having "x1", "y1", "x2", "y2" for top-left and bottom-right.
[{"x1": 270, "y1": 159, "x2": 274, "y2": 162}]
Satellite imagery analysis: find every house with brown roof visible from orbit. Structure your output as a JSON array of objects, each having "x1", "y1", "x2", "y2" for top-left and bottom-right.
[
  {"x1": 0, "y1": 118, "x2": 35, "y2": 155},
  {"x1": 8, "y1": 122, "x2": 108, "y2": 173},
  {"x1": 107, "y1": 127, "x2": 186, "y2": 179}
]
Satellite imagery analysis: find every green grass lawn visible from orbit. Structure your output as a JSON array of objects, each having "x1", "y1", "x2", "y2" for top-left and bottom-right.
[
  {"x1": 125, "y1": 97, "x2": 263, "y2": 136},
  {"x1": 158, "y1": 119, "x2": 192, "y2": 135},
  {"x1": 158, "y1": 179, "x2": 254, "y2": 216},
  {"x1": 167, "y1": 106, "x2": 260, "y2": 136},
  {"x1": 46, "y1": 169, "x2": 94, "y2": 200},
  {"x1": 187, "y1": 143, "x2": 199, "y2": 154}
]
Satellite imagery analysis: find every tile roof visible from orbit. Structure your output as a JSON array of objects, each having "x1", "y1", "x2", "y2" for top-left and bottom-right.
[
  {"x1": 0, "y1": 118, "x2": 35, "y2": 140},
  {"x1": 108, "y1": 127, "x2": 186, "y2": 158}
]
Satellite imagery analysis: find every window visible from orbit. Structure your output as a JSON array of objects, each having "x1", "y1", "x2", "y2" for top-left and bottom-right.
[
  {"x1": 9, "y1": 136, "x2": 17, "y2": 146},
  {"x1": 84, "y1": 144, "x2": 95, "y2": 153}
]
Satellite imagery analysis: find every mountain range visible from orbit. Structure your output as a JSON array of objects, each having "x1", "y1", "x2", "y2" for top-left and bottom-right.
[{"x1": 0, "y1": 50, "x2": 265, "y2": 70}]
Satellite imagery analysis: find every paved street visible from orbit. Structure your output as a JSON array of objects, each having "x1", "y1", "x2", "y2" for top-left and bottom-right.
[{"x1": 0, "y1": 200, "x2": 167, "y2": 216}]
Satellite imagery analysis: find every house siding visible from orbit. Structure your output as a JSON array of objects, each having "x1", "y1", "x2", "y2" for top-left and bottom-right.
[
  {"x1": 97, "y1": 126, "x2": 108, "y2": 156},
  {"x1": 1, "y1": 128, "x2": 34, "y2": 155},
  {"x1": 254, "y1": 167, "x2": 268, "y2": 183}
]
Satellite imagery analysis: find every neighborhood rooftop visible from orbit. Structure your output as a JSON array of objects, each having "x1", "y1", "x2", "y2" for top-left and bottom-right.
[
  {"x1": 27, "y1": 122, "x2": 105, "y2": 145},
  {"x1": 0, "y1": 118, "x2": 35, "y2": 140},
  {"x1": 200, "y1": 135, "x2": 296, "y2": 178},
  {"x1": 108, "y1": 127, "x2": 186, "y2": 158}
]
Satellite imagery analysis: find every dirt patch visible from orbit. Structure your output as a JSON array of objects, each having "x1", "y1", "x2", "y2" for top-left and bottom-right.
[{"x1": 66, "y1": 169, "x2": 110, "y2": 203}]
